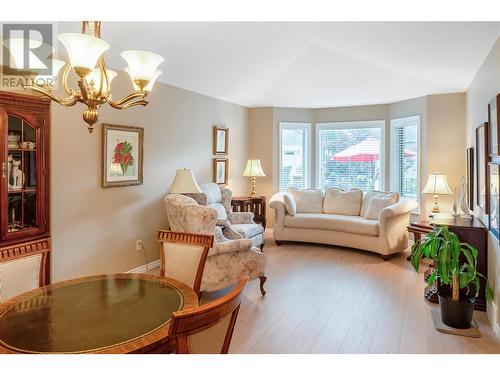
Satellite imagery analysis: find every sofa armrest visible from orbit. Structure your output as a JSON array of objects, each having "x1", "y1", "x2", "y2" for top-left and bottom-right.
[
  {"x1": 380, "y1": 198, "x2": 418, "y2": 219},
  {"x1": 379, "y1": 198, "x2": 418, "y2": 254},
  {"x1": 270, "y1": 192, "x2": 286, "y2": 239},
  {"x1": 228, "y1": 212, "x2": 255, "y2": 224}
]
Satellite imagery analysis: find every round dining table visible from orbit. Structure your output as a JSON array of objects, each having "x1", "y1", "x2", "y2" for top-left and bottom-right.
[{"x1": 0, "y1": 273, "x2": 198, "y2": 354}]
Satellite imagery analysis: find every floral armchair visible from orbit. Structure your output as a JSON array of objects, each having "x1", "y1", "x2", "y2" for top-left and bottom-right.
[
  {"x1": 199, "y1": 183, "x2": 265, "y2": 249},
  {"x1": 164, "y1": 193, "x2": 267, "y2": 295}
]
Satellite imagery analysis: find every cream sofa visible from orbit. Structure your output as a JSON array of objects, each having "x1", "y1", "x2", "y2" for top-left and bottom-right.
[{"x1": 270, "y1": 188, "x2": 418, "y2": 259}]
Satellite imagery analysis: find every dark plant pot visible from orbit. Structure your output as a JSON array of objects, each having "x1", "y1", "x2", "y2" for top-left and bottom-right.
[{"x1": 438, "y1": 290, "x2": 475, "y2": 329}]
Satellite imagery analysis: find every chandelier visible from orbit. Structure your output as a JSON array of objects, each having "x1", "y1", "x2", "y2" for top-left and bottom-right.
[{"x1": 20, "y1": 21, "x2": 164, "y2": 133}]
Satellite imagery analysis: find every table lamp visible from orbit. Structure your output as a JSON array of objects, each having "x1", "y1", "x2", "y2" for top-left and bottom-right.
[
  {"x1": 243, "y1": 159, "x2": 266, "y2": 197},
  {"x1": 169, "y1": 169, "x2": 202, "y2": 193},
  {"x1": 422, "y1": 172, "x2": 453, "y2": 213}
]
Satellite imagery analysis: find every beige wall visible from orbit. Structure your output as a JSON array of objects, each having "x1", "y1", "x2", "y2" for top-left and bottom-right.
[
  {"x1": 425, "y1": 93, "x2": 466, "y2": 214},
  {"x1": 465, "y1": 37, "x2": 500, "y2": 334},
  {"x1": 49, "y1": 72, "x2": 249, "y2": 281}
]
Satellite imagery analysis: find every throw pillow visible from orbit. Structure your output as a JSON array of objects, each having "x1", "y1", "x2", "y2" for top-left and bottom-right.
[
  {"x1": 323, "y1": 188, "x2": 363, "y2": 215},
  {"x1": 287, "y1": 188, "x2": 323, "y2": 213},
  {"x1": 283, "y1": 193, "x2": 297, "y2": 216},
  {"x1": 360, "y1": 191, "x2": 399, "y2": 217},
  {"x1": 364, "y1": 197, "x2": 396, "y2": 220}
]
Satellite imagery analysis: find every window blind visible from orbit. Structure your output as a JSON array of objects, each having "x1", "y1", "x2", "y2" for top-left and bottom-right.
[
  {"x1": 391, "y1": 116, "x2": 419, "y2": 198},
  {"x1": 279, "y1": 123, "x2": 310, "y2": 191},
  {"x1": 317, "y1": 122, "x2": 384, "y2": 191}
]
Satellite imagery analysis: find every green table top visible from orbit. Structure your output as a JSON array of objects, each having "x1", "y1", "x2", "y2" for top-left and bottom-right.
[{"x1": 0, "y1": 276, "x2": 185, "y2": 353}]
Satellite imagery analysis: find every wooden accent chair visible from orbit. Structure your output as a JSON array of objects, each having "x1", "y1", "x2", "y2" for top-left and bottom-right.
[
  {"x1": 157, "y1": 230, "x2": 214, "y2": 297},
  {"x1": 168, "y1": 277, "x2": 248, "y2": 354},
  {"x1": 0, "y1": 238, "x2": 50, "y2": 303}
]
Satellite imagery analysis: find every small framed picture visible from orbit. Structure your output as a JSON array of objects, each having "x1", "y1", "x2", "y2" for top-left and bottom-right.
[
  {"x1": 467, "y1": 147, "x2": 474, "y2": 210},
  {"x1": 488, "y1": 94, "x2": 500, "y2": 163},
  {"x1": 213, "y1": 158, "x2": 228, "y2": 185},
  {"x1": 476, "y1": 122, "x2": 489, "y2": 213},
  {"x1": 102, "y1": 123, "x2": 144, "y2": 188},
  {"x1": 213, "y1": 126, "x2": 228, "y2": 155},
  {"x1": 488, "y1": 163, "x2": 499, "y2": 240},
  {"x1": 488, "y1": 94, "x2": 500, "y2": 159}
]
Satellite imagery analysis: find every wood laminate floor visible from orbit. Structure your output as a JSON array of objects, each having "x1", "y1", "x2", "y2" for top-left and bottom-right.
[{"x1": 153, "y1": 230, "x2": 500, "y2": 353}]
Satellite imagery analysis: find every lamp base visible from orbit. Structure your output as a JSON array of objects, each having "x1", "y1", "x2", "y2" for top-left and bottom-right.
[
  {"x1": 431, "y1": 195, "x2": 440, "y2": 213},
  {"x1": 250, "y1": 176, "x2": 257, "y2": 197}
]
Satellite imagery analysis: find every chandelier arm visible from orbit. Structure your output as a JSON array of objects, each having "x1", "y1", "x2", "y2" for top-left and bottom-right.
[
  {"x1": 106, "y1": 97, "x2": 148, "y2": 110},
  {"x1": 97, "y1": 56, "x2": 107, "y2": 99},
  {"x1": 107, "y1": 92, "x2": 147, "y2": 107},
  {"x1": 61, "y1": 63, "x2": 74, "y2": 96},
  {"x1": 22, "y1": 85, "x2": 79, "y2": 107}
]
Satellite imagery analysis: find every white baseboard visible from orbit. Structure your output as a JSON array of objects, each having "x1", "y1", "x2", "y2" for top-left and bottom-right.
[{"x1": 126, "y1": 259, "x2": 160, "y2": 274}]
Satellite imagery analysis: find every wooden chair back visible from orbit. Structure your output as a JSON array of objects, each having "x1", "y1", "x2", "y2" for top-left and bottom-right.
[
  {"x1": 0, "y1": 238, "x2": 50, "y2": 303},
  {"x1": 168, "y1": 277, "x2": 248, "y2": 354},
  {"x1": 157, "y1": 230, "x2": 214, "y2": 297}
]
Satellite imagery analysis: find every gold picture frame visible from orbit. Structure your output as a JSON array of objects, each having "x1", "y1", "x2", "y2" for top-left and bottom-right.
[
  {"x1": 102, "y1": 123, "x2": 144, "y2": 188},
  {"x1": 213, "y1": 126, "x2": 229, "y2": 155},
  {"x1": 213, "y1": 158, "x2": 229, "y2": 185}
]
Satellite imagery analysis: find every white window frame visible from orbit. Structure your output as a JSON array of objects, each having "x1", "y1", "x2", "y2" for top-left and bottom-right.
[
  {"x1": 390, "y1": 115, "x2": 421, "y2": 204},
  {"x1": 315, "y1": 120, "x2": 386, "y2": 190},
  {"x1": 278, "y1": 122, "x2": 312, "y2": 191}
]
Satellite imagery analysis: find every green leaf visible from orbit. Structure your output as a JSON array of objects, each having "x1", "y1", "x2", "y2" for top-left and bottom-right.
[
  {"x1": 411, "y1": 243, "x2": 425, "y2": 272},
  {"x1": 427, "y1": 270, "x2": 438, "y2": 288}
]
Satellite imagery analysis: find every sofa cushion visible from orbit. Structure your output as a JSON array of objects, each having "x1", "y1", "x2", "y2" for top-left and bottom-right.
[
  {"x1": 323, "y1": 188, "x2": 362, "y2": 215},
  {"x1": 231, "y1": 223, "x2": 264, "y2": 238},
  {"x1": 200, "y1": 183, "x2": 222, "y2": 204},
  {"x1": 284, "y1": 213, "x2": 379, "y2": 236},
  {"x1": 283, "y1": 193, "x2": 297, "y2": 216},
  {"x1": 364, "y1": 196, "x2": 397, "y2": 220},
  {"x1": 287, "y1": 188, "x2": 323, "y2": 213},
  {"x1": 360, "y1": 191, "x2": 399, "y2": 217},
  {"x1": 207, "y1": 202, "x2": 228, "y2": 220}
]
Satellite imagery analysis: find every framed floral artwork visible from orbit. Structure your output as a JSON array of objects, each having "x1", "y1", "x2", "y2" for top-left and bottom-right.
[
  {"x1": 488, "y1": 163, "x2": 500, "y2": 240},
  {"x1": 102, "y1": 123, "x2": 144, "y2": 188},
  {"x1": 476, "y1": 122, "x2": 489, "y2": 214},
  {"x1": 467, "y1": 147, "x2": 474, "y2": 210},
  {"x1": 213, "y1": 158, "x2": 228, "y2": 185},
  {"x1": 213, "y1": 126, "x2": 228, "y2": 155},
  {"x1": 488, "y1": 94, "x2": 500, "y2": 159}
]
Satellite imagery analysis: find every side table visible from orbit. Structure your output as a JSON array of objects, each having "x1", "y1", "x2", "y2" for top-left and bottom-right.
[
  {"x1": 407, "y1": 217, "x2": 488, "y2": 311},
  {"x1": 231, "y1": 196, "x2": 267, "y2": 229}
]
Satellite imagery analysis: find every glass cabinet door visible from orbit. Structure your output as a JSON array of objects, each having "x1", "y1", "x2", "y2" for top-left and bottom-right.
[{"x1": 6, "y1": 114, "x2": 39, "y2": 234}]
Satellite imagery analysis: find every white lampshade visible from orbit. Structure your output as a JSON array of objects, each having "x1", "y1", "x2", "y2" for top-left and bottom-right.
[
  {"x1": 125, "y1": 68, "x2": 161, "y2": 92},
  {"x1": 170, "y1": 169, "x2": 202, "y2": 193},
  {"x1": 58, "y1": 33, "x2": 109, "y2": 74},
  {"x1": 243, "y1": 159, "x2": 266, "y2": 177},
  {"x1": 422, "y1": 173, "x2": 453, "y2": 195},
  {"x1": 33, "y1": 59, "x2": 66, "y2": 86},
  {"x1": 121, "y1": 50, "x2": 164, "y2": 83},
  {"x1": 85, "y1": 68, "x2": 117, "y2": 94}
]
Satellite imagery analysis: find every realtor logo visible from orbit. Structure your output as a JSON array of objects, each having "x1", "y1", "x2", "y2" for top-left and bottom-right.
[{"x1": 1, "y1": 23, "x2": 54, "y2": 89}]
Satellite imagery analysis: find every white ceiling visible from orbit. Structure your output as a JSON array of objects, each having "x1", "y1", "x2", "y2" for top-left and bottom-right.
[{"x1": 57, "y1": 22, "x2": 500, "y2": 108}]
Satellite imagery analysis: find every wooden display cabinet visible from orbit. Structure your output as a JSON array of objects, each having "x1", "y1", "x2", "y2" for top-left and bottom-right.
[{"x1": 0, "y1": 91, "x2": 51, "y2": 280}]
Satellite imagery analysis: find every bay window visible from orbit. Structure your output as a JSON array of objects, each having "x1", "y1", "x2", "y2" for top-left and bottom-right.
[
  {"x1": 279, "y1": 122, "x2": 311, "y2": 191},
  {"x1": 390, "y1": 116, "x2": 419, "y2": 199},
  {"x1": 316, "y1": 121, "x2": 385, "y2": 191}
]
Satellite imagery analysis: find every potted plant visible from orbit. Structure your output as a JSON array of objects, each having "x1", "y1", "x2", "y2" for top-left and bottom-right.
[{"x1": 410, "y1": 225, "x2": 493, "y2": 329}]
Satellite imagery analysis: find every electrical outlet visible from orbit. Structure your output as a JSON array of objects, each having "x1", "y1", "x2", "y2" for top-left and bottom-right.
[{"x1": 135, "y1": 240, "x2": 143, "y2": 252}]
